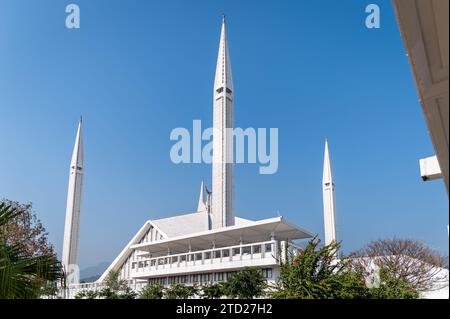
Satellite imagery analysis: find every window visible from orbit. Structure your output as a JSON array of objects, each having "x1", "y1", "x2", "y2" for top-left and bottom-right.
[
  {"x1": 265, "y1": 244, "x2": 272, "y2": 253},
  {"x1": 131, "y1": 262, "x2": 136, "y2": 269},
  {"x1": 171, "y1": 256, "x2": 178, "y2": 264},
  {"x1": 204, "y1": 252, "x2": 211, "y2": 260},
  {"x1": 216, "y1": 87, "x2": 224, "y2": 93},
  {"x1": 253, "y1": 245, "x2": 261, "y2": 254},
  {"x1": 195, "y1": 253, "x2": 203, "y2": 261},
  {"x1": 214, "y1": 251, "x2": 221, "y2": 259},
  {"x1": 216, "y1": 272, "x2": 224, "y2": 281},
  {"x1": 242, "y1": 246, "x2": 251, "y2": 255},
  {"x1": 180, "y1": 255, "x2": 187, "y2": 262},
  {"x1": 226, "y1": 88, "x2": 232, "y2": 94},
  {"x1": 232, "y1": 248, "x2": 240, "y2": 256},
  {"x1": 262, "y1": 268, "x2": 273, "y2": 279},
  {"x1": 151, "y1": 260, "x2": 156, "y2": 267}
]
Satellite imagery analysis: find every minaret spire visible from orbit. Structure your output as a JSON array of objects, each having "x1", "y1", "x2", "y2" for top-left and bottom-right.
[
  {"x1": 322, "y1": 139, "x2": 338, "y2": 247},
  {"x1": 62, "y1": 118, "x2": 84, "y2": 284},
  {"x1": 197, "y1": 180, "x2": 207, "y2": 212},
  {"x1": 212, "y1": 16, "x2": 234, "y2": 229}
]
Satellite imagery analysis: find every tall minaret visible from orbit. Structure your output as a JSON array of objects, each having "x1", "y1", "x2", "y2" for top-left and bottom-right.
[
  {"x1": 322, "y1": 139, "x2": 337, "y2": 246},
  {"x1": 212, "y1": 16, "x2": 235, "y2": 229},
  {"x1": 62, "y1": 118, "x2": 84, "y2": 281}
]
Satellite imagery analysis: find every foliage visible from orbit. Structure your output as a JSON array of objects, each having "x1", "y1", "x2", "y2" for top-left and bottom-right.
[
  {"x1": 165, "y1": 284, "x2": 199, "y2": 299},
  {"x1": 39, "y1": 282, "x2": 59, "y2": 299},
  {"x1": 222, "y1": 267, "x2": 267, "y2": 299},
  {"x1": 272, "y1": 237, "x2": 420, "y2": 299},
  {"x1": 271, "y1": 237, "x2": 370, "y2": 299},
  {"x1": 368, "y1": 268, "x2": 419, "y2": 299},
  {"x1": 0, "y1": 200, "x2": 55, "y2": 257},
  {"x1": 104, "y1": 270, "x2": 127, "y2": 292},
  {"x1": 0, "y1": 202, "x2": 64, "y2": 299},
  {"x1": 120, "y1": 286, "x2": 138, "y2": 299},
  {"x1": 139, "y1": 284, "x2": 165, "y2": 299},
  {"x1": 201, "y1": 283, "x2": 224, "y2": 299},
  {"x1": 74, "y1": 289, "x2": 99, "y2": 299},
  {"x1": 350, "y1": 238, "x2": 447, "y2": 292}
]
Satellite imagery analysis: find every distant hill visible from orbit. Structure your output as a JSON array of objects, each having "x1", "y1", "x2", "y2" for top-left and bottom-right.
[{"x1": 80, "y1": 261, "x2": 110, "y2": 282}]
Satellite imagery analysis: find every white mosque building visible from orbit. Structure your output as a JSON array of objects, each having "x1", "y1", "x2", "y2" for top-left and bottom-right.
[{"x1": 62, "y1": 17, "x2": 338, "y2": 298}]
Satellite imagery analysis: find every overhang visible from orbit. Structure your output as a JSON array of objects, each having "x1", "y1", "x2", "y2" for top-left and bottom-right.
[{"x1": 131, "y1": 217, "x2": 313, "y2": 257}]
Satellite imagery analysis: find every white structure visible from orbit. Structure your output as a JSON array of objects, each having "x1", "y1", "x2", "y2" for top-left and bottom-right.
[
  {"x1": 212, "y1": 16, "x2": 235, "y2": 229},
  {"x1": 420, "y1": 155, "x2": 443, "y2": 181},
  {"x1": 64, "y1": 18, "x2": 314, "y2": 298},
  {"x1": 393, "y1": 0, "x2": 449, "y2": 194},
  {"x1": 322, "y1": 139, "x2": 337, "y2": 246},
  {"x1": 62, "y1": 118, "x2": 84, "y2": 282}
]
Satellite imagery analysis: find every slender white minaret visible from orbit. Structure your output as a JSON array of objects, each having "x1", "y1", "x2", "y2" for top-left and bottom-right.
[
  {"x1": 322, "y1": 139, "x2": 337, "y2": 246},
  {"x1": 212, "y1": 16, "x2": 234, "y2": 229},
  {"x1": 62, "y1": 118, "x2": 84, "y2": 281}
]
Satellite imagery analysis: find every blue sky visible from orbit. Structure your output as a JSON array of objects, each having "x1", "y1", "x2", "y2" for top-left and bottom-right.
[{"x1": 0, "y1": 0, "x2": 448, "y2": 269}]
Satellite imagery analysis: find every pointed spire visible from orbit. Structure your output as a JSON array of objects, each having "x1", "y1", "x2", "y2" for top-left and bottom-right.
[
  {"x1": 197, "y1": 180, "x2": 207, "y2": 212},
  {"x1": 322, "y1": 139, "x2": 337, "y2": 248},
  {"x1": 322, "y1": 139, "x2": 333, "y2": 183},
  {"x1": 214, "y1": 15, "x2": 233, "y2": 92},
  {"x1": 62, "y1": 118, "x2": 85, "y2": 284},
  {"x1": 71, "y1": 118, "x2": 84, "y2": 168}
]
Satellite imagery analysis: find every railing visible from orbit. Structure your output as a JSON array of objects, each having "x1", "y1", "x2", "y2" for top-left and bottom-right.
[{"x1": 130, "y1": 240, "x2": 278, "y2": 278}]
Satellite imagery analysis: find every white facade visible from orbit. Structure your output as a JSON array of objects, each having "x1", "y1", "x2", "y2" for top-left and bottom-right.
[
  {"x1": 212, "y1": 16, "x2": 235, "y2": 229},
  {"x1": 62, "y1": 118, "x2": 84, "y2": 283},
  {"x1": 322, "y1": 139, "x2": 337, "y2": 246},
  {"x1": 64, "y1": 18, "x2": 315, "y2": 298}
]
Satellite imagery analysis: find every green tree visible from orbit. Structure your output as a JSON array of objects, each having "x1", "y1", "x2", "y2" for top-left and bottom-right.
[
  {"x1": 74, "y1": 289, "x2": 99, "y2": 299},
  {"x1": 222, "y1": 268, "x2": 267, "y2": 299},
  {"x1": 139, "y1": 284, "x2": 164, "y2": 299},
  {"x1": 271, "y1": 237, "x2": 369, "y2": 299},
  {"x1": 96, "y1": 270, "x2": 129, "y2": 298},
  {"x1": 201, "y1": 283, "x2": 224, "y2": 299},
  {"x1": 0, "y1": 202, "x2": 64, "y2": 298},
  {"x1": 368, "y1": 268, "x2": 419, "y2": 299},
  {"x1": 165, "y1": 284, "x2": 198, "y2": 299},
  {"x1": 39, "y1": 282, "x2": 59, "y2": 299}
]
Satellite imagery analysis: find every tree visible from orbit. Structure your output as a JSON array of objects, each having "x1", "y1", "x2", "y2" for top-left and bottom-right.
[
  {"x1": 139, "y1": 284, "x2": 164, "y2": 299},
  {"x1": 201, "y1": 283, "x2": 224, "y2": 299},
  {"x1": 74, "y1": 289, "x2": 99, "y2": 299},
  {"x1": 368, "y1": 268, "x2": 419, "y2": 299},
  {"x1": 350, "y1": 238, "x2": 447, "y2": 292},
  {"x1": 0, "y1": 202, "x2": 64, "y2": 298},
  {"x1": 222, "y1": 267, "x2": 267, "y2": 299},
  {"x1": 97, "y1": 270, "x2": 128, "y2": 299},
  {"x1": 271, "y1": 237, "x2": 369, "y2": 299},
  {"x1": 40, "y1": 282, "x2": 59, "y2": 299},
  {"x1": 165, "y1": 284, "x2": 198, "y2": 299},
  {"x1": 0, "y1": 200, "x2": 54, "y2": 257}
]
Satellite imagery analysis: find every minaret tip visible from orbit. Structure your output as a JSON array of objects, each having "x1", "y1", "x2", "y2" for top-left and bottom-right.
[{"x1": 222, "y1": 14, "x2": 226, "y2": 24}]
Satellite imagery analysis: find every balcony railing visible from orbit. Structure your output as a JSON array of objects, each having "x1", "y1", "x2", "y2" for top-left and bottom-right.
[{"x1": 130, "y1": 240, "x2": 278, "y2": 278}]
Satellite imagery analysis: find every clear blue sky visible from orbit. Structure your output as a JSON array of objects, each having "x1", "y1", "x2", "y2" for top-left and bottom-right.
[{"x1": 0, "y1": 0, "x2": 448, "y2": 269}]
